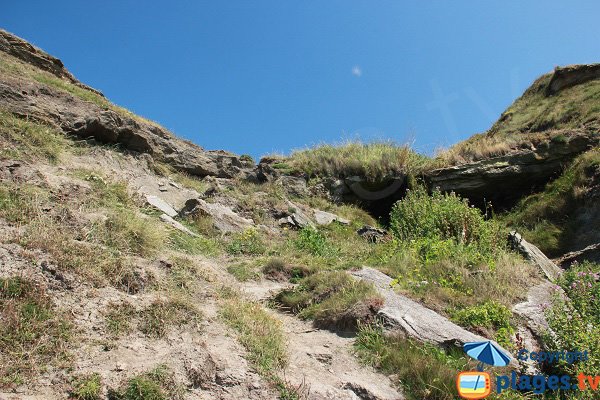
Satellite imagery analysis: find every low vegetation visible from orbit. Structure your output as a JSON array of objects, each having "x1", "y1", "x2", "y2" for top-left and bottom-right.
[
  {"x1": 286, "y1": 140, "x2": 434, "y2": 181},
  {"x1": 0, "y1": 109, "x2": 70, "y2": 162},
  {"x1": 545, "y1": 262, "x2": 600, "y2": 378},
  {"x1": 70, "y1": 373, "x2": 102, "y2": 400},
  {"x1": 354, "y1": 324, "x2": 470, "y2": 400},
  {"x1": 0, "y1": 277, "x2": 71, "y2": 387},
  {"x1": 275, "y1": 271, "x2": 383, "y2": 330},
  {"x1": 107, "y1": 365, "x2": 184, "y2": 400}
]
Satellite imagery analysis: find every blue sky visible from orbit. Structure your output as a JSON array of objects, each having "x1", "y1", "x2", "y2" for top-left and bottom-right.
[{"x1": 2, "y1": 1, "x2": 600, "y2": 160}]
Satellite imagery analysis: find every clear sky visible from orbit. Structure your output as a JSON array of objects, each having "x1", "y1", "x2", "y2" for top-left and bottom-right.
[{"x1": 2, "y1": 1, "x2": 600, "y2": 160}]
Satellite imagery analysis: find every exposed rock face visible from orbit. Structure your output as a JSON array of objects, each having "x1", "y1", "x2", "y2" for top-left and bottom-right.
[
  {"x1": 180, "y1": 198, "x2": 255, "y2": 233},
  {"x1": 0, "y1": 29, "x2": 103, "y2": 96},
  {"x1": 508, "y1": 232, "x2": 563, "y2": 281},
  {"x1": 350, "y1": 267, "x2": 512, "y2": 357},
  {"x1": 547, "y1": 63, "x2": 600, "y2": 95},
  {"x1": 428, "y1": 132, "x2": 599, "y2": 209}
]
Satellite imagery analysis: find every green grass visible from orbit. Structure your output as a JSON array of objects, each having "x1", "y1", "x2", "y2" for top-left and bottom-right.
[
  {"x1": 220, "y1": 294, "x2": 287, "y2": 374},
  {"x1": 70, "y1": 373, "x2": 102, "y2": 400},
  {"x1": 275, "y1": 270, "x2": 383, "y2": 330},
  {"x1": 138, "y1": 298, "x2": 200, "y2": 338},
  {"x1": 450, "y1": 301, "x2": 515, "y2": 348},
  {"x1": 168, "y1": 229, "x2": 221, "y2": 256},
  {"x1": 0, "y1": 277, "x2": 72, "y2": 387},
  {"x1": 108, "y1": 365, "x2": 184, "y2": 400},
  {"x1": 354, "y1": 324, "x2": 470, "y2": 400},
  {"x1": 104, "y1": 302, "x2": 136, "y2": 337},
  {"x1": 0, "y1": 109, "x2": 70, "y2": 162},
  {"x1": 286, "y1": 140, "x2": 434, "y2": 181},
  {"x1": 226, "y1": 227, "x2": 266, "y2": 255},
  {"x1": 227, "y1": 262, "x2": 260, "y2": 282}
]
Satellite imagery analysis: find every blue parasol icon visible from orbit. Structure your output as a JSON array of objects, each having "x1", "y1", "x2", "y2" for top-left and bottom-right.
[{"x1": 463, "y1": 341, "x2": 511, "y2": 370}]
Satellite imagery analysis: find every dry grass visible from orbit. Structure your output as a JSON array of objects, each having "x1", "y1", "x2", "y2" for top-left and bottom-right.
[
  {"x1": 286, "y1": 140, "x2": 433, "y2": 180},
  {"x1": 436, "y1": 70, "x2": 600, "y2": 165},
  {"x1": 219, "y1": 293, "x2": 287, "y2": 374},
  {"x1": 0, "y1": 108, "x2": 70, "y2": 162},
  {"x1": 0, "y1": 277, "x2": 72, "y2": 387}
]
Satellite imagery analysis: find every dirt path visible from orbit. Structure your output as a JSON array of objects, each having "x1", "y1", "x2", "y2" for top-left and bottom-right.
[{"x1": 233, "y1": 269, "x2": 403, "y2": 400}]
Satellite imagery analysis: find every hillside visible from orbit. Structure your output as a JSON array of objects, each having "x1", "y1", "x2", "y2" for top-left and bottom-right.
[{"x1": 0, "y1": 29, "x2": 599, "y2": 400}]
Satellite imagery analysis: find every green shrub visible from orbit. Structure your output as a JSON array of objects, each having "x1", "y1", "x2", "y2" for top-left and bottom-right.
[
  {"x1": 293, "y1": 227, "x2": 337, "y2": 257},
  {"x1": 71, "y1": 373, "x2": 102, "y2": 400},
  {"x1": 450, "y1": 301, "x2": 514, "y2": 347},
  {"x1": 390, "y1": 186, "x2": 504, "y2": 265},
  {"x1": 226, "y1": 228, "x2": 266, "y2": 255}
]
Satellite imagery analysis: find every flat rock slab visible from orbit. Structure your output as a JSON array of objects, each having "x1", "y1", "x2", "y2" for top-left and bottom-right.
[
  {"x1": 509, "y1": 232, "x2": 563, "y2": 281},
  {"x1": 159, "y1": 214, "x2": 198, "y2": 237},
  {"x1": 350, "y1": 267, "x2": 511, "y2": 353},
  {"x1": 145, "y1": 194, "x2": 178, "y2": 217},
  {"x1": 513, "y1": 281, "x2": 557, "y2": 335}
]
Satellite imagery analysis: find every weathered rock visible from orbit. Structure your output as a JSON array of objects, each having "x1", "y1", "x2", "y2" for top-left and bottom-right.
[
  {"x1": 0, "y1": 29, "x2": 103, "y2": 96},
  {"x1": 278, "y1": 200, "x2": 316, "y2": 229},
  {"x1": 509, "y1": 232, "x2": 563, "y2": 281},
  {"x1": 341, "y1": 382, "x2": 402, "y2": 400},
  {"x1": 547, "y1": 63, "x2": 600, "y2": 95},
  {"x1": 357, "y1": 226, "x2": 388, "y2": 243},
  {"x1": 145, "y1": 194, "x2": 178, "y2": 217},
  {"x1": 428, "y1": 132, "x2": 599, "y2": 209},
  {"x1": 180, "y1": 198, "x2": 254, "y2": 233},
  {"x1": 159, "y1": 214, "x2": 199, "y2": 237},
  {"x1": 512, "y1": 281, "x2": 556, "y2": 335},
  {"x1": 313, "y1": 209, "x2": 350, "y2": 226},
  {"x1": 556, "y1": 242, "x2": 600, "y2": 268},
  {"x1": 350, "y1": 267, "x2": 511, "y2": 354},
  {"x1": 276, "y1": 175, "x2": 309, "y2": 198}
]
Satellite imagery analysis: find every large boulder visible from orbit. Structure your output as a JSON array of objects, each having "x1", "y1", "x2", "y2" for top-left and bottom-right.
[{"x1": 350, "y1": 267, "x2": 512, "y2": 356}]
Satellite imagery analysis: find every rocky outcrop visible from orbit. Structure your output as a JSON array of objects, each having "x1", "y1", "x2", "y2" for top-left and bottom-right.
[
  {"x1": 0, "y1": 29, "x2": 103, "y2": 96},
  {"x1": 357, "y1": 226, "x2": 389, "y2": 243},
  {"x1": 180, "y1": 198, "x2": 254, "y2": 233},
  {"x1": 508, "y1": 232, "x2": 563, "y2": 281},
  {"x1": 547, "y1": 63, "x2": 600, "y2": 95},
  {"x1": 0, "y1": 32, "x2": 253, "y2": 180},
  {"x1": 428, "y1": 131, "x2": 599, "y2": 209},
  {"x1": 350, "y1": 267, "x2": 512, "y2": 356}
]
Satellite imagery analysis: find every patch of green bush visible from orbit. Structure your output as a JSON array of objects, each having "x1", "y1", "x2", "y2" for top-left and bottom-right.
[
  {"x1": 450, "y1": 301, "x2": 514, "y2": 347},
  {"x1": 70, "y1": 373, "x2": 102, "y2": 400},
  {"x1": 226, "y1": 227, "x2": 266, "y2": 255},
  {"x1": 390, "y1": 187, "x2": 503, "y2": 265},
  {"x1": 293, "y1": 227, "x2": 337, "y2": 257}
]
